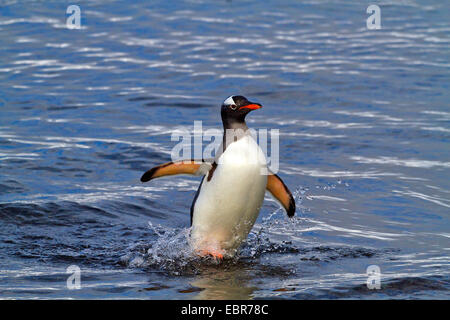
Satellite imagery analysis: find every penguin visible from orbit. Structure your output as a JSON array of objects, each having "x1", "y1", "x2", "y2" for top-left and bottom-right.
[{"x1": 140, "y1": 95, "x2": 295, "y2": 259}]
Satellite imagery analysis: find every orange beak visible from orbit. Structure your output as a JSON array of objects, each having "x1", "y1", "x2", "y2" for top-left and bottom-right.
[{"x1": 239, "y1": 103, "x2": 262, "y2": 110}]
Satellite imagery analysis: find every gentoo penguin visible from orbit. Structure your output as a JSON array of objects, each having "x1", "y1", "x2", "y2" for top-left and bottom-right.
[{"x1": 141, "y1": 95, "x2": 295, "y2": 259}]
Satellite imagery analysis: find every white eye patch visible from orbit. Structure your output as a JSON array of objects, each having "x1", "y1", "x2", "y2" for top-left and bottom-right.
[{"x1": 223, "y1": 96, "x2": 235, "y2": 106}]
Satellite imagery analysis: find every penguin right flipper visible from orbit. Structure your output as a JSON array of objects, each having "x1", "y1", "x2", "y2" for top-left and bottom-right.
[
  {"x1": 140, "y1": 160, "x2": 212, "y2": 182},
  {"x1": 266, "y1": 173, "x2": 296, "y2": 217}
]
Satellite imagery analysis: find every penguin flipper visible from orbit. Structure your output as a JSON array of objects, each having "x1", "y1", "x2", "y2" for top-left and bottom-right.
[
  {"x1": 140, "y1": 160, "x2": 212, "y2": 182},
  {"x1": 266, "y1": 174, "x2": 296, "y2": 217}
]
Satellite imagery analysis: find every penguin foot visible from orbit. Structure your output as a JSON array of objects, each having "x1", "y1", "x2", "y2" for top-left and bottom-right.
[{"x1": 197, "y1": 249, "x2": 224, "y2": 261}]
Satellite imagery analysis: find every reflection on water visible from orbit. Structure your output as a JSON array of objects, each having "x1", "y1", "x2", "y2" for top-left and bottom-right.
[{"x1": 191, "y1": 265, "x2": 257, "y2": 300}]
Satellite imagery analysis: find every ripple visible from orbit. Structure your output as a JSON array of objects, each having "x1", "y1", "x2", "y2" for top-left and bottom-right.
[
  {"x1": 283, "y1": 166, "x2": 399, "y2": 179},
  {"x1": 393, "y1": 189, "x2": 450, "y2": 208},
  {"x1": 0, "y1": 152, "x2": 39, "y2": 161},
  {"x1": 351, "y1": 156, "x2": 450, "y2": 169},
  {"x1": 335, "y1": 110, "x2": 403, "y2": 122}
]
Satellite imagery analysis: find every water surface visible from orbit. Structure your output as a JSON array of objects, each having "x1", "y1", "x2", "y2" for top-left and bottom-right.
[{"x1": 0, "y1": 0, "x2": 449, "y2": 299}]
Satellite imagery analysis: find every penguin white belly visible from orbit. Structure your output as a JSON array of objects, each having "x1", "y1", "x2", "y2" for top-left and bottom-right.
[{"x1": 191, "y1": 135, "x2": 267, "y2": 257}]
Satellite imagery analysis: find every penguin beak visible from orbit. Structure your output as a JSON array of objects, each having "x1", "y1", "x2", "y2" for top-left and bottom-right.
[{"x1": 239, "y1": 102, "x2": 262, "y2": 110}]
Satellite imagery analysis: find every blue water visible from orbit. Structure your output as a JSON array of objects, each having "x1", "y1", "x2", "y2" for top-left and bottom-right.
[{"x1": 0, "y1": 0, "x2": 449, "y2": 299}]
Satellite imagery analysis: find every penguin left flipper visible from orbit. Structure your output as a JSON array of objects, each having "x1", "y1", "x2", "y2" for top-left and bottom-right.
[
  {"x1": 140, "y1": 160, "x2": 212, "y2": 182},
  {"x1": 266, "y1": 173, "x2": 296, "y2": 217}
]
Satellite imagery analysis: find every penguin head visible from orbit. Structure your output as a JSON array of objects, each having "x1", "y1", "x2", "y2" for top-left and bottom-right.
[{"x1": 221, "y1": 95, "x2": 262, "y2": 126}]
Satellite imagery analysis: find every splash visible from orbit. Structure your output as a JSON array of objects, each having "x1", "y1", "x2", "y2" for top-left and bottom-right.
[
  {"x1": 121, "y1": 187, "x2": 306, "y2": 274},
  {"x1": 241, "y1": 188, "x2": 306, "y2": 258},
  {"x1": 121, "y1": 221, "x2": 229, "y2": 275},
  {"x1": 120, "y1": 185, "x2": 392, "y2": 277}
]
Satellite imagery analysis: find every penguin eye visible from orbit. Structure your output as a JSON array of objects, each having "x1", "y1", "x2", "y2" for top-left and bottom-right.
[{"x1": 230, "y1": 104, "x2": 237, "y2": 110}]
